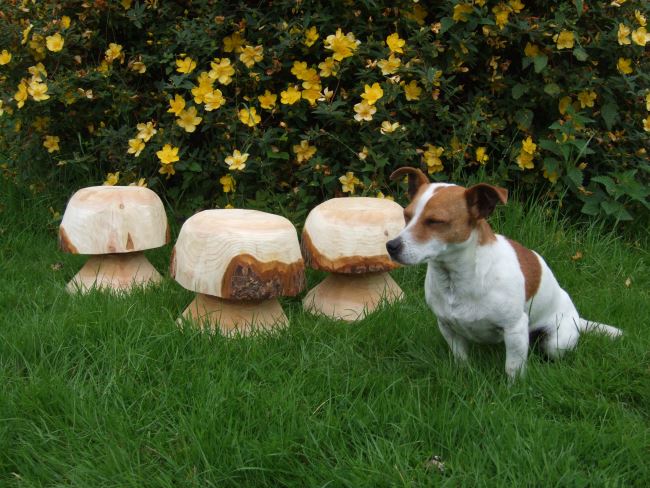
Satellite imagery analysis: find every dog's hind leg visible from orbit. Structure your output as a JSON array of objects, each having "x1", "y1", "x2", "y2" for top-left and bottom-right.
[{"x1": 541, "y1": 314, "x2": 581, "y2": 360}]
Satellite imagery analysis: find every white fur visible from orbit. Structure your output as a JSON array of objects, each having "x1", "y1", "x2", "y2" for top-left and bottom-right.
[{"x1": 392, "y1": 185, "x2": 622, "y2": 380}]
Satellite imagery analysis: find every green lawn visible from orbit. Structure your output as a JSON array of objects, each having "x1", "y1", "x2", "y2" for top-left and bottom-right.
[{"x1": 1, "y1": 181, "x2": 649, "y2": 487}]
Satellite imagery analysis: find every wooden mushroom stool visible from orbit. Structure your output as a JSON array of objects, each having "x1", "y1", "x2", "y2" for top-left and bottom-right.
[
  {"x1": 59, "y1": 186, "x2": 169, "y2": 293},
  {"x1": 301, "y1": 197, "x2": 405, "y2": 321},
  {"x1": 171, "y1": 209, "x2": 305, "y2": 335}
]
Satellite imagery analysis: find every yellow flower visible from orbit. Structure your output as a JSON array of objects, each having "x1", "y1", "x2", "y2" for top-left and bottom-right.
[
  {"x1": 516, "y1": 152, "x2": 534, "y2": 170},
  {"x1": 136, "y1": 121, "x2": 157, "y2": 142},
  {"x1": 204, "y1": 90, "x2": 225, "y2": 111},
  {"x1": 281, "y1": 85, "x2": 302, "y2": 105},
  {"x1": 43, "y1": 135, "x2": 60, "y2": 153},
  {"x1": 28, "y1": 62, "x2": 47, "y2": 80},
  {"x1": 558, "y1": 96, "x2": 572, "y2": 115},
  {"x1": 21, "y1": 23, "x2": 33, "y2": 45},
  {"x1": 176, "y1": 56, "x2": 197, "y2": 74},
  {"x1": 258, "y1": 90, "x2": 277, "y2": 110},
  {"x1": 104, "y1": 172, "x2": 120, "y2": 186},
  {"x1": 209, "y1": 58, "x2": 234, "y2": 85},
  {"x1": 617, "y1": 24, "x2": 631, "y2": 45},
  {"x1": 129, "y1": 178, "x2": 147, "y2": 187},
  {"x1": 159, "y1": 164, "x2": 176, "y2": 178},
  {"x1": 405, "y1": 4, "x2": 428, "y2": 25},
  {"x1": 403, "y1": 80, "x2": 422, "y2": 101},
  {"x1": 492, "y1": 4, "x2": 510, "y2": 30},
  {"x1": 293, "y1": 140, "x2": 317, "y2": 163},
  {"x1": 239, "y1": 45, "x2": 263, "y2": 68},
  {"x1": 646, "y1": 92, "x2": 650, "y2": 111},
  {"x1": 577, "y1": 90, "x2": 597, "y2": 108},
  {"x1": 220, "y1": 174, "x2": 235, "y2": 193},
  {"x1": 377, "y1": 54, "x2": 401, "y2": 75},
  {"x1": 300, "y1": 69, "x2": 320, "y2": 90},
  {"x1": 617, "y1": 58, "x2": 633, "y2": 75},
  {"x1": 524, "y1": 42, "x2": 540, "y2": 57},
  {"x1": 130, "y1": 60, "x2": 146, "y2": 73},
  {"x1": 453, "y1": 4, "x2": 473, "y2": 22},
  {"x1": 304, "y1": 26, "x2": 319, "y2": 47},
  {"x1": 631, "y1": 27, "x2": 648, "y2": 46},
  {"x1": 509, "y1": 0, "x2": 525, "y2": 13},
  {"x1": 156, "y1": 144, "x2": 180, "y2": 164},
  {"x1": 28, "y1": 80, "x2": 50, "y2": 101},
  {"x1": 386, "y1": 33, "x2": 405, "y2": 54},
  {"x1": 291, "y1": 61, "x2": 309, "y2": 80},
  {"x1": 522, "y1": 136, "x2": 537, "y2": 154},
  {"x1": 61, "y1": 16, "x2": 71, "y2": 29},
  {"x1": 635, "y1": 10, "x2": 647, "y2": 27},
  {"x1": 121, "y1": 0, "x2": 132, "y2": 9},
  {"x1": 127, "y1": 138, "x2": 145, "y2": 157},
  {"x1": 225, "y1": 149, "x2": 249, "y2": 171},
  {"x1": 353, "y1": 100, "x2": 376, "y2": 122},
  {"x1": 380, "y1": 121, "x2": 400, "y2": 134},
  {"x1": 223, "y1": 32, "x2": 245, "y2": 53},
  {"x1": 238, "y1": 107, "x2": 261, "y2": 127},
  {"x1": 476, "y1": 147, "x2": 489, "y2": 165},
  {"x1": 555, "y1": 31, "x2": 574, "y2": 49},
  {"x1": 105, "y1": 43, "x2": 124, "y2": 63},
  {"x1": 361, "y1": 82, "x2": 383, "y2": 105},
  {"x1": 318, "y1": 57, "x2": 339, "y2": 77},
  {"x1": 14, "y1": 82, "x2": 28, "y2": 108},
  {"x1": 643, "y1": 116, "x2": 650, "y2": 132},
  {"x1": 339, "y1": 172, "x2": 362, "y2": 194},
  {"x1": 543, "y1": 168, "x2": 558, "y2": 184},
  {"x1": 301, "y1": 89, "x2": 320, "y2": 106},
  {"x1": 46, "y1": 33, "x2": 64, "y2": 52},
  {"x1": 376, "y1": 191, "x2": 394, "y2": 201},
  {"x1": 168, "y1": 94, "x2": 186, "y2": 116},
  {"x1": 191, "y1": 72, "x2": 214, "y2": 104},
  {"x1": 324, "y1": 28, "x2": 359, "y2": 61},
  {"x1": 0, "y1": 49, "x2": 13, "y2": 65},
  {"x1": 176, "y1": 106, "x2": 203, "y2": 133},
  {"x1": 423, "y1": 145, "x2": 444, "y2": 174}
]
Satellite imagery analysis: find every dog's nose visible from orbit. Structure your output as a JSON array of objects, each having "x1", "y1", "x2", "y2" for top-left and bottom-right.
[{"x1": 386, "y1": 238, "x2": 403, "y2": 258}]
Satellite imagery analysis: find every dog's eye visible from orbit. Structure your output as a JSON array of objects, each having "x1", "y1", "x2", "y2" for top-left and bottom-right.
[{"x1": 425, "y1": 218, "x2": 444, "y2": 226}]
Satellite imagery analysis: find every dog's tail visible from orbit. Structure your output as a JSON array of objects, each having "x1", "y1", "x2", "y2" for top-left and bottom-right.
[{"x1": 578, "y1": 318, "x2": 623, "y2": 338}]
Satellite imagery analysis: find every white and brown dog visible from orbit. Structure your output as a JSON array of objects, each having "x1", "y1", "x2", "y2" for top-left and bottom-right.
[{"x1": 386, "y1": 167, "x2": 622, "y2": 379}]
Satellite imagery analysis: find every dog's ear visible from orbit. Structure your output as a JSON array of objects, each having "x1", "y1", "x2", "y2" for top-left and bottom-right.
[
  {"x1": 389, "y1": 167, "x2": 429, "y2": 201},
  {"x1": 465, "y1": 183, "x2": 508, "y2": 220}
]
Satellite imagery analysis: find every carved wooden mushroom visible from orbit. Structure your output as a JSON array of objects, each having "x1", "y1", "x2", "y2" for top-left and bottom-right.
[
  {"x1": 171, "y1": 209, "x2": 305, "y2": 335},
  {"x1": 59, "y1": 186, "x2": 169, "y2": 293},
  {"x1": 302, "y1": 197, "x2": 405, "y2": 321}
]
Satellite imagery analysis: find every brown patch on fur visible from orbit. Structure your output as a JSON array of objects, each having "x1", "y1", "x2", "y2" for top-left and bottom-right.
[
  {"x1": 389, "y1": 166, "x2": 430, "y2": 200},
  {"x1": 301, "y1": 231, "x2": 399, "y2": 274},
  {"x1": 126, "y1": 233, "x2": 135, "y2": 251},
  {"x1": 169, "y1": 246, "x2": 176, "y2": 278},
  {"x1": 507, "y1": 239, "x2": 542, "y2": 301},
  {"x1": 58, "y1": 226, "x2": 79, "y2": 254},
  {"x1": 476, "y1": 219, "x2": 497, "y2": 245},
  {"x1": 410, "y1": 186, "x2": 475, "y2": 244},
  {"x1": 221, "y1": 254, "x2": 305, "y2": 300}
]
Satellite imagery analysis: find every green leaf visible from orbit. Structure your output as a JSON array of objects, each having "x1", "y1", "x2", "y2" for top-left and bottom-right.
[
  {"x1": 511, "y1": 83, "x2": 527, "y2": 100},
  {"x1": 187, "y1": 162, "x2": 202, "y2": 172},
  {"x1": 539, "y1": 139, "x2": 563, "y2": 157},
  {"x1": 533, "y1": 55, "x2": 548, "y2": 73},
  {"x1": 566, "y1": 166, "x2": 584, "y2": 187},
  {"x1": 514, "y1": 109, "x2": 534, "y2": 130},
  {"x1": 544, "y1": 83, "x2": 561, "y2": 96},
  {"x1": 440, "y1": 17, "x2": 455, "y2": 35},
  {"x1": 573, "y1": 47, "x2": 588, "y2": 61},
  {"x1": 591, "y1": 175, "x2": 617, "y2": 195},
  {"x1": 601, "y1": 200, "x2": 633, "y2": 221},
  {"x1": 601, "y1": 102, "x2": 619, "y2": 130},
  {"x1": 266, "y1": 151, "x2": 290, "y2": 160},
  {"x1": 574, "y1": 0, "x2": 584, "y2": 17}
]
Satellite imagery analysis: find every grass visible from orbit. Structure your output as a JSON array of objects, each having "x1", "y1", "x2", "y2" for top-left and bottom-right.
[{"x1": 1, "y1": 180, "x2": 648, "y2": 487}]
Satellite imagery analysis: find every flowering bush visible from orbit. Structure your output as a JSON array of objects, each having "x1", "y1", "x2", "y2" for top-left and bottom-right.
[{"x1": 0, "y1": 0, "x2": 648, "y2": 221}]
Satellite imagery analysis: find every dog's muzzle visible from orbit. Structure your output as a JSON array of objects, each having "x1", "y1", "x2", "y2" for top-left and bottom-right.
[{"x1": 386, "y1": 237, "x2": 403, "y2": 261}]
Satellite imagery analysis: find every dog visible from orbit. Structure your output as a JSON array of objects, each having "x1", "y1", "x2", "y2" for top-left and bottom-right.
[{"x1": 386, "y1": 167, "x2": 622, "y2": 380}]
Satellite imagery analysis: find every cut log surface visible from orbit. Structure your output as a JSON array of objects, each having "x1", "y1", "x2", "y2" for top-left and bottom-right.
[
  {"x1": 180, "y1": 294, "x2": 288, "y2": 336},
  {"x1": 302, "y1": 197, "x2": 405, "y2": 273},
  {"x1": 303, "y1": 272, "x2": 404, "y2": 322},
  {"x1": 66, "y1": 252, "x2": 162, "y2": 293},
  {"x1": 60, "y1": 186, "x2": 169, "y2": 254},
  {"x1": 171, "y1": 209, "x2": 305, "y2": 299}
]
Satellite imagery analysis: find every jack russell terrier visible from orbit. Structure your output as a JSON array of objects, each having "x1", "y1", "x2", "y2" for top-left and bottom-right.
[{"x1": 386, "y1": 167, "x2": 622, "y2": 380}]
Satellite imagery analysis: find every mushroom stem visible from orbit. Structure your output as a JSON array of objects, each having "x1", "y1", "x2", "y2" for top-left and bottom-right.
[
  {"x1": 66, "y1": 252, "x2": 162, "y2": 293},
  {"x1": 303, "y1": 271, "x2": 404, "y2": 322},
  {"x1": 180, "y1": 293, "x2": 288, "y2": 336}
]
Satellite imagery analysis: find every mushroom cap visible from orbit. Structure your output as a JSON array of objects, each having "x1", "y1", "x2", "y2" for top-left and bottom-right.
[
  {"x1": 171, "y1": 209, "x2": 305, "y2": 299},
  {"x1": 302, "y1": 197, "x2": 405, "y2": 273},
  {"x1": 59, "y1": 186, "x2": 169, "y2": 254}
]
